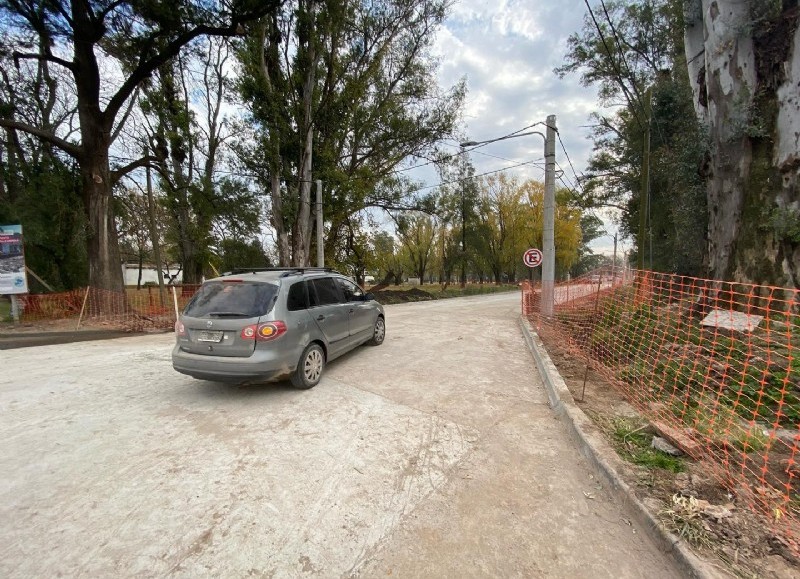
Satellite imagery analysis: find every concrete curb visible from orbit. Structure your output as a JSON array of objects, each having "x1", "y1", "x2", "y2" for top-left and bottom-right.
[{"x1": 518, "y1": 316, "x2": 727, "y2": 579}]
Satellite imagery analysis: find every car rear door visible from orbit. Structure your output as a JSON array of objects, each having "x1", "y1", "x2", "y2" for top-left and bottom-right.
[
  {"x1": 308, "y1": 277, "x2": 350, "y2": 355},
  {"x1": 178, "y1": 281, "x2": 278, "y2": 357}
]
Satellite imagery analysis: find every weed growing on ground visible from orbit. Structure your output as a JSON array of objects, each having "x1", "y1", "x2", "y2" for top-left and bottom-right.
[
  {"x1": 671, "y1": 393, "x2": 774, "y2": 453},
  {"x1": 596, "y1": 415, "x2": 686, "y2": 473},
  {"x1": 0, "y1": 298, "x2": 11, "y2": 322},
  {"x1": 660, "y1": 494, "x2": 713, "y2": 549}
]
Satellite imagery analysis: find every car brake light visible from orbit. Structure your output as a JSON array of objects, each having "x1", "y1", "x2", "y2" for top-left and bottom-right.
[
  {"x1": 240, "y1": 322, "x2": 287, "y2": 341},
  {"x1": 175, "y1": 320, "x2": 186, "y2": 335}
]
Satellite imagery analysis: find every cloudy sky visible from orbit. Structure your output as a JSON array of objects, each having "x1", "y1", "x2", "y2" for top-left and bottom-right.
[{"x1": 413, "y1": 0, "x2": 623, "y2": 255}]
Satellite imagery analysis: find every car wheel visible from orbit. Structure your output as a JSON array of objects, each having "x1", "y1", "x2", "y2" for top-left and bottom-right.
[
  {"x1": 291, "y1": 343, "x2": 325, "y2": 389},
  {"x1": 367, "y1": 316, "x2": 385, "y2": 346}
]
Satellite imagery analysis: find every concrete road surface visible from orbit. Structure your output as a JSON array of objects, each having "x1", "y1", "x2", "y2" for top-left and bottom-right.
[{"x1": 1, "y1": 293, "x2": 679, "y2": 578}]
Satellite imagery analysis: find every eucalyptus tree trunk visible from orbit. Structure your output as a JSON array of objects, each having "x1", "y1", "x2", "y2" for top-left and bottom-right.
[
  {"x1": 292, "y1": 0, "x2": 318, "y2": 267},
  {"x1": 685, "y1": 0, "x2": 800, "y2": 286},
  {"x1": 79, "y1": 119, "x2": 124, "y2": 292},
  {"x1": 73, "y1": 10, "x2": 125, "y2": 293}
]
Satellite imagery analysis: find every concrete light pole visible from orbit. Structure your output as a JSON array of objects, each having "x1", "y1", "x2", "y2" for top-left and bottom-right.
[
  {"x1": 460, "y1": 115, "x2": 557, "y2": 317},
  {"x1": 541, "y1": 115, "x2": 556, "y2": 317}
]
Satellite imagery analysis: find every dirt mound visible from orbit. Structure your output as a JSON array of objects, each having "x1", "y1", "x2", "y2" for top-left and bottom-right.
[{"x1": 371, "y1": 288, "x2": 435, "y2": 304}]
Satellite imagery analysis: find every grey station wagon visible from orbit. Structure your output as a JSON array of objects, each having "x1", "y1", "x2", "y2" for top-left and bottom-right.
[{"x1": 171, "y1": 268, "x2": 385, "y2": 388}]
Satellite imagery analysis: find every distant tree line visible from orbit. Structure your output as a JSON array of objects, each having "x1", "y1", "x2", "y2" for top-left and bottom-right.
[{"x1": 0, "y1": 0, "x2": 465, "y2": 294}]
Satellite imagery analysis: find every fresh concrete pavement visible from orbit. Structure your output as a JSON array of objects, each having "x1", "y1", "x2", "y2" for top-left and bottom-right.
[{"x1": 1, "y1": 292, "x2": 680, "y2": 577}]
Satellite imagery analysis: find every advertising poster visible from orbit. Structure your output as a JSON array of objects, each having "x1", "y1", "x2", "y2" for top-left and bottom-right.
[{"x1": 0, "y1": 224, "x2": 28, "y2": 294}]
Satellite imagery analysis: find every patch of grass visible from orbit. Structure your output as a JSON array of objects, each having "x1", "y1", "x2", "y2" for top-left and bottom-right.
[
  {"x1": 0, "y1": 298, "x2": 11, "y2": 322},
  {"x1": 435, "y1": 283, "x2": 518, "y2": 298},
  {"x1": 609, "y1": 417, "x2": 686, "y2": 473},
  {"x1": 677, "y1": 394, "x2": 774, "y2": 453}
]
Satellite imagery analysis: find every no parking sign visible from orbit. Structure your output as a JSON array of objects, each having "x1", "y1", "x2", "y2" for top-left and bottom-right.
[{"x1": 523, "y1": 248, "x2": 543, "y2": 268}]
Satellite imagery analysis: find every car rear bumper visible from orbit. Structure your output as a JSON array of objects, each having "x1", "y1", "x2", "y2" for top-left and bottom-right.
[{"x1": 171, "y1": 344, "x2": 297, "y2": 384}]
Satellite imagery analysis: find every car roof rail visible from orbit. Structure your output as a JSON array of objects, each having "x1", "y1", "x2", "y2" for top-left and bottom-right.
[{"x1": 221, "y1": 267, "x2": 336, "y2": 277}]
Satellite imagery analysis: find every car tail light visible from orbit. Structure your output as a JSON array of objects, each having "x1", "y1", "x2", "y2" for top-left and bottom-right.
[
  {"x1": 175, "y1": 320, "x2": 186, "y2": 335},
  {"x1": 240, "y1": 321, "x2": 287, "y2": 341}
]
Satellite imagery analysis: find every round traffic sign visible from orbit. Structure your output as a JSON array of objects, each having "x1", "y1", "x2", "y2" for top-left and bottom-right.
[{"x1": 523, "y1": 248, "x2": 543, "y2": 268}]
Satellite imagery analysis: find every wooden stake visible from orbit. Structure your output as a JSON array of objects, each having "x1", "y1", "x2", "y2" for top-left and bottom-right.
[
  {"x1": 172, "y1": 286, "x2": 180, "y2": 321},
  {"x1": 76, "y1": 287, "x2": 90, "y2": 330}
]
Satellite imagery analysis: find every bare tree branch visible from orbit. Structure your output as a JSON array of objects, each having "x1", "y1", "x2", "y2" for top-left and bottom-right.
[
  {"x1": 111, "y1": 155, "x2": 160, "y2": 184},
  {"x1": 106, "y1": 3, "x2": 281, "y2": 122},
  {"x1": 0, "y1": 117, "x2": 81, "y2": 158},
  {"x1": 110, "y1": 87, "x2": 139, "y2": 145},
  {"x1": 13, "y1": 51, "x2": 76, "y2": 73}
]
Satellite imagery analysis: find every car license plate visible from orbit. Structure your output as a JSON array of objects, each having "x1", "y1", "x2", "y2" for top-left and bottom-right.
[{"x1": 196, "y1": 330, "x2": 224, "y2": 342}]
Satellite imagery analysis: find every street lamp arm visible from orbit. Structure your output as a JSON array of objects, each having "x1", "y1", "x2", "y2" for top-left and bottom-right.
[{"x1": 459, "y1": 130, "x2": 546, "y2": 148}]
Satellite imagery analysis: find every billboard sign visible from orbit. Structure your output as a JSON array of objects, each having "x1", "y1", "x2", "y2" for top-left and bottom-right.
[{"x1": 0, "y1": 224, "x2": 28, "y2": 294}]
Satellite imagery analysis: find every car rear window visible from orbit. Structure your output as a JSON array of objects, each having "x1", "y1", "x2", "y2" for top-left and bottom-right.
[
  {"x1": 286, "y1": 281, "x2": 308, "y2": 311},
  {"x1": 183, "y1": 281, "x2": 279, "y2": 318}
]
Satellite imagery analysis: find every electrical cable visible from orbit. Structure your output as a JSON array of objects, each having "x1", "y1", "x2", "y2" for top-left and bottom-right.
[
  {"x1": 392, "y1": 121, "x2": 546, "y2": 174},
  {"x1": 403, "y1": 158, "x2": 545, "y2": 195}
]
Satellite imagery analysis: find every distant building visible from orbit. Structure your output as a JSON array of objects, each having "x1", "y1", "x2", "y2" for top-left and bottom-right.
[{"x1": 123, "y1": 263, "x2": 183, "y2": 286}]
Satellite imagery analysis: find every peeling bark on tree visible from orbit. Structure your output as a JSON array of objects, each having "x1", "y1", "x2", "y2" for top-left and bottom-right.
[
  {"x1": 686, "y1": 0, "x2": 800, "y2": 287},
  {"x1": 292, "y1": 1, "x2": 318, "y2": 268}
]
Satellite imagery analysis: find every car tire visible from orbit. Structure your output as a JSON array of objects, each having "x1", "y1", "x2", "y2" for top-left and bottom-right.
[
  {"x1": 291, "y1": 343, "x2": 325, "y2": 389},
  {"x1": 366, "y1": 316, "x2": 385, "y2": 346}
]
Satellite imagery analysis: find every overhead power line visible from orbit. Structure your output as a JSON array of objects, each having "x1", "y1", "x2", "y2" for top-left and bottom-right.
[
  {"x1": 556, "y1": 132, "x2": 585, "y2": 193},
  {"x1": 404, "y1": 158, "x2": 545, "y2": 195},
  {"x1": 393, "y1": 121, "x2": 547, "y2": 175}
]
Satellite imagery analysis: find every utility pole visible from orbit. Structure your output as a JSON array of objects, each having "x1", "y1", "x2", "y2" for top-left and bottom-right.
[
  {"x1": 458, "y1": 116, "x2": 555, "y2": 313},
  {"x1": 637, "y1": 88, "x2": 652, "y2": 271},
  {"x1": 541, "y1": 115, "x2": 557, "y2": 317},
  {"x1": 613, "y1": 231, "x2": 618, "y2": 278},
  {"x1": 144, "y1": 148, "x2": 166, "y2": 305},
  {"x1": 316, "y1": 180, "x2": 324, "y2": 268},
  {"x1": 460, "y1": 184, "x2": 466, "y2": 288}
]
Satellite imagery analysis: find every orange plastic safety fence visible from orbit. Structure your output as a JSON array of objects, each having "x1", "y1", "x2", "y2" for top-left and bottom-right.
[
  {"x1": 10, "y1": 285, "x2": 201, "y2": 331},
  {"x1": 523, "y1": 268, "x2": 800, "y2": 552}
]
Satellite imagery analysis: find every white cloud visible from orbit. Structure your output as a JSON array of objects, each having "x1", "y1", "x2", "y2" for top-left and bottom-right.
[{"x1": 427, "y1": 1, "x2": 607, "y2": 180}]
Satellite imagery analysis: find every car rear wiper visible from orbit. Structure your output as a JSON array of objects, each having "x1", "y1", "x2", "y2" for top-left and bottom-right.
[{"x1": 207, "y1": 312, "x2": 251, "y2": 317}]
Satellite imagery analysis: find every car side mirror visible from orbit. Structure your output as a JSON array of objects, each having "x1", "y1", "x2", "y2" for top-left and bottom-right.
[{"x1": 364, "y1": 292, "x2": 375, "y2": 301}]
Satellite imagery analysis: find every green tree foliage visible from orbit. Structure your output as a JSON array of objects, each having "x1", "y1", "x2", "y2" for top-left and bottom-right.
[
  {"x1": 0, "y1": 154, "x2": 88, "y2": 290},
  {"x1": 519, "y1": 181, "x2": 583, "y2": 280},
  {"x1": 0, "y1": 0, "x2": 280, "y2": 294},
  {"x1": 557, "y1": 0, "x2": 707, "y2": 276},
  {"x1": 434, "y1": 170, "x2": 583, "y2": 284},
  {"x1": 236, "y1": 0, "x2": 464, "y2": 267},
  {"x1": 396, "y1": 212, "x2": 436, "y2": 284},
  {"x1": 371, "y1": 230, "x2": 405, "y2": 286},
  {"x1": 474, "y1": 174, "x2": 530, "y2": 284},
  {"x1": 0, "y1": 34, "x2": 87, "y2": 291},
  {"x1": 330, "y1": 217, "x2": 375, "y2": 285},
  {"x1": 217, "y1": 238, "x2": 270, "y2": 274},
  {"x1": 570, "y1": 213, "x2": 607, "y2": 277},
  {"x1": 138, "y1": 38, "x2": 265, "y2": 284},
  {"x1": 435, "y1": 156, "x2": 480, "y2": 286}
]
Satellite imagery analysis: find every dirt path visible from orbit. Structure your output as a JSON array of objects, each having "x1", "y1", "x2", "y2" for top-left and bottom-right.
[{"x1": 1, "y1": 293, "x2": 679, "y2": 577}]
